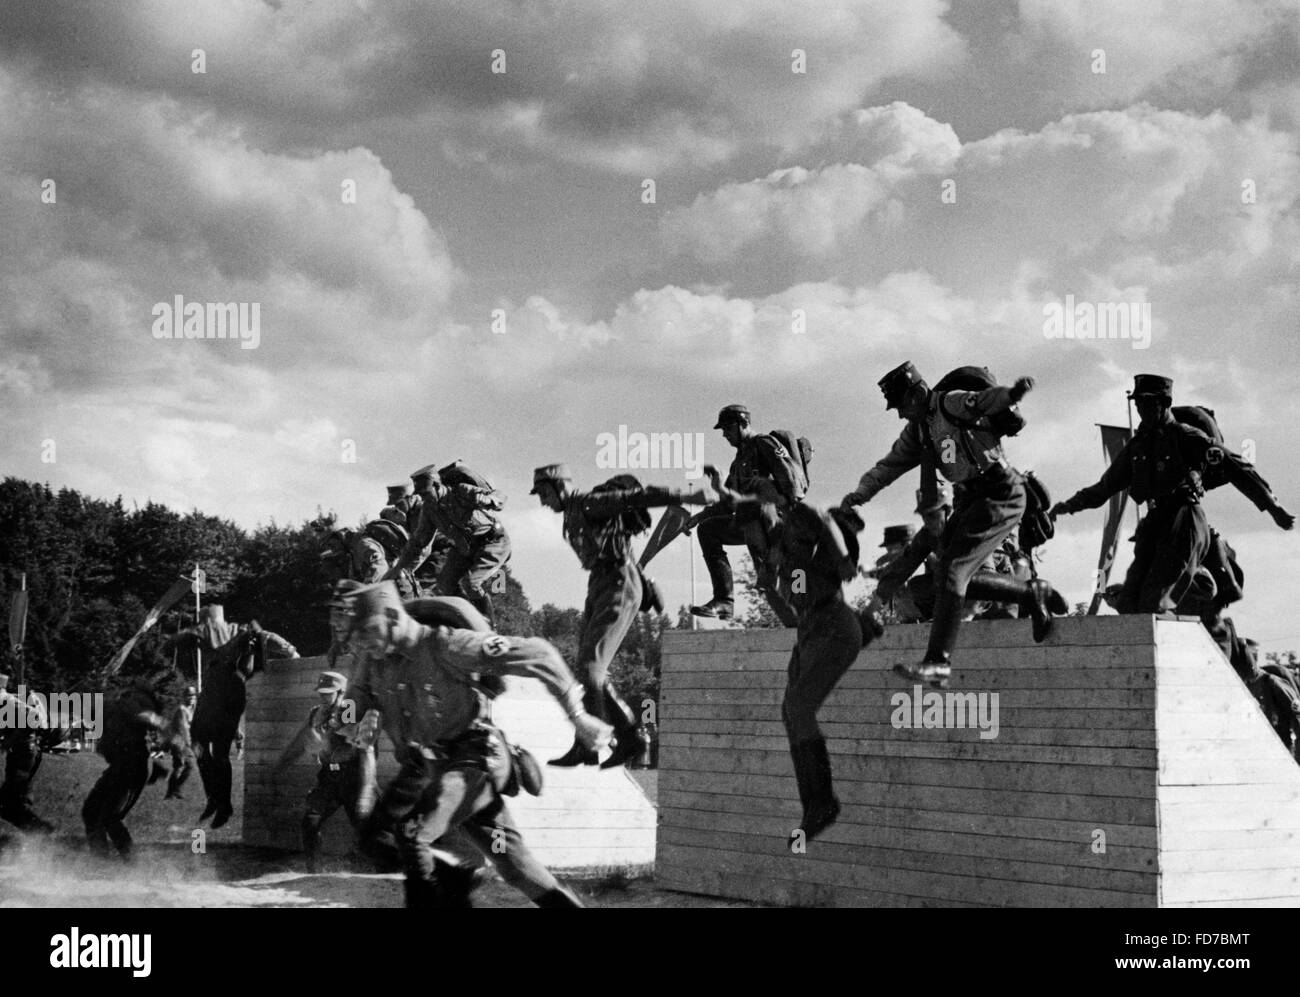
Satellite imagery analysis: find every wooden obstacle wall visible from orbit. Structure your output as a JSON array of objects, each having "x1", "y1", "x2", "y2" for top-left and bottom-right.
[
  {"x1": 656, "y1": 615, "x2": 1300, "y2": 907},
  {"x1": 244, "y1": 655, "x2": 656, "y2": 870}
]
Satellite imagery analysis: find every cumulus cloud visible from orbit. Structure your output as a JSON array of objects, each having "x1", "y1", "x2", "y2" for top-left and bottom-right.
[{"x1": 0, "y1": 0, "x2": 966, "y2": 172}]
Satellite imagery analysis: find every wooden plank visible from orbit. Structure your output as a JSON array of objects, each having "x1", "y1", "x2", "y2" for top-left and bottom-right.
[
  {"x1": 662, "y1": 719, "x2": 1160, "y2": 747},
  {"x1": 657, "y1": 825, "x2": 1156, "y2": 892},
  {"x1": 658, "y1": 781, "x2": 1158, "y2": 824},
  {"x1": 660, "y1": 685, "x2": 1156, "y2": 709},
  {"x1": 666, "y1": 665, "x2": 1156, "y2": 690},
  {"x1": 660, "y1": 703, "x2": 1156, "y2": 728},
  {"x1": 658, "y1": 842, "x2": 1155, "y2": 907},
  {"x1": 657, "y1": 748, "x2": 1156, "y2": 797},
  {"x1": 660, "y1": 807, "x2": 1157, "y2": 871},
  {"x1": 659, "y1": 732, "x2": 1157, "y2": 767},
  {"x1": 660, "y1": 803, "x2": 1157, "y2": 846}
]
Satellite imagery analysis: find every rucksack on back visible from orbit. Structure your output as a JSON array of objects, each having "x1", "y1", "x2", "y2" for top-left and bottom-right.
[
  {"x1": 767, "y1": 428, "x2": 813, "y2": 495},
  {"x1": 592, "y1": 474, "x2": 652, "y2": 536},
  {"x1": 1172, "y1": 405, "x2": 1229, "y2": 491},
  {"x1": 933, "y1": 365, "x2": 1027, "y2": 438},
  {"x1": 438, "y1": 459, "x2": 495, "y2": 491}
]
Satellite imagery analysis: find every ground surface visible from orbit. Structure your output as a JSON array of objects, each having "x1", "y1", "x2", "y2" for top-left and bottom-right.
[{"x1": 0, "y1": 749, "x2": 751, "y2": 908}]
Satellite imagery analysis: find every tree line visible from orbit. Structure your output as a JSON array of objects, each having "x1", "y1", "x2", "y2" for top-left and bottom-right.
[{"x1": 0, "y1": 477, "x2": 665, "y2": 708}]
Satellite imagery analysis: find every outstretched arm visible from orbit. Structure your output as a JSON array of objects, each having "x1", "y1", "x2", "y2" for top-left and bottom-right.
[
  {"x1": 437, "y1": 631, "x2": 613, "y2": 751},
  {"x1": 842, "y1": 423, "x2": 926, "y2": 508},
  {"x1": 1051, "y1": 444, "x2": 1133, "y2": 516}
]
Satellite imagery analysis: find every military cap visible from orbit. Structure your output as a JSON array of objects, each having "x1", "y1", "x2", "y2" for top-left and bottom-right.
[
  {"x1": 387, "y1": 483, "x2": 411, "y2": 502},
  {"x1": 410, "y1": 463, "x2": 441, "y2": 486},
  {"x1": 881, "y1": 524, "x2": 915, "y2": 548},
  {"x1": 325, "y1": 578, "x2": 366, "y2": 608},
  {"x1": 713, "y1": 404, "x2": 751, "y2": 429},
  {"x1": 350, "y1": 580, "x2": 408, "y2": 625},
  {"x1": 915, "y1": 481, "x2": 953, "y2": 514},
  {"x1": 530, "y1": 463, "x2": 572, "y2": 494},
  {"x1": 315, "y1": 671, "x2": 347, "y2": 694},
  {"x1": 1130, "y1": 374, "x2": 1173, "y2": 399},
  {"x1": 878, "y1": 361, "x2": 926, "y2": 409},
  {"x1": 379, "y1": 505, "x2": 407, "y2": 527}
]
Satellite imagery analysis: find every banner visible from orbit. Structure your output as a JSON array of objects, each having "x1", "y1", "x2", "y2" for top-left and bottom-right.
[
  {"x1": 8, "y1": 588, "x2": 28, "y2": 653},
  {"x1": 1087, "y1": 424, "x2": 1133, "y2": 614},
  {"x1": 104, "y1": 577, "x2": 194, "y2": 675}
]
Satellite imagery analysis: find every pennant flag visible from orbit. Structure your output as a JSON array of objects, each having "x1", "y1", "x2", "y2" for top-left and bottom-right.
[
  {"x1": 8, "y1": 589, "x2": 28, "y2": 653},
  {"x1": 1087, "y1": 424, "x2": 1133, "y2": 614},
  {"x1": 104, "y1": 576, "x2": 194, "y2": 675}
]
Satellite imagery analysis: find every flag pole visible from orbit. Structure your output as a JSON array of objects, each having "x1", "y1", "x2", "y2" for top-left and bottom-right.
[
  {"x1": 15, "y1": 573, "x2": 26, "y2": 686},
  {"x1": 193, "y1": 563, "x2": 203, "y2": 695}
]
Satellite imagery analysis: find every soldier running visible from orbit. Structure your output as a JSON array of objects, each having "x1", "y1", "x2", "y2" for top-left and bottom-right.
[
  {"x1": 276, "y1": 670, "x2": 380, "y2": 872},
  {"x1": 841, "y1": 362, "x2": 1066, "y2": 688},
  {"x1": 387, "y1": 464, "x2": 511, "y2": 625},
  {"x1": 690, "y1": 404, "x2": 803, "y2": 625},
  {"x1": 530, "y1": 463, "x2": 715, "y2": 768},
  {"x1": 1051, "y1": 374, "x2": 1294, "y2": 613},
  {"x1": 162, "y1": 686, "x2": 197, "y2": 800},
  {"x1": 339, "y1": 581, "x2": 611, "y2": 908},
  {"x1": 0, "y1": 672, "x2": 53, "y2": 832},
  {"x1": 82, "y1": 678, "x2": 166, "y2": 860}
]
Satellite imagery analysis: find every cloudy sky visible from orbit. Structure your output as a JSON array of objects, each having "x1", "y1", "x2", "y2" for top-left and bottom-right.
[{"x1": 2, "y1": 0, "x2": 1298, "y2": 650}]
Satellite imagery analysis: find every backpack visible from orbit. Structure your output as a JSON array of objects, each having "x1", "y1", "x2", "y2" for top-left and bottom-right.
[
  {"x1": 933, "y1": 366, "x2": 1027, "y2": 438},
  {"x1": 592, "y1": 474, "x2": 653, "y2": 536},
  {"x1": 1171, "y1": 405, "x2": 1229, "y2": 491},
  {"x1": 1018, "y1": 470, "x2": 1055, "y2": 555},
  {"x1": 362, "y1": 519, "x2": 410, "y2": 562},
  {"x1": 438, "y1": 459, "x2": 495, "y2": 491},
  {"x1": 767, "y1": 429, "x2": 813, "y2": 496}
]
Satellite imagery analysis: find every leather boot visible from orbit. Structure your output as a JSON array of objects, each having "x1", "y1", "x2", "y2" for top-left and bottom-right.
[
  {"x1": 788, "y1": 738, "x2": 839, "y2": 849},
  {"x1": 302, "y1": 814, "x2": 323, "y2": 873},
  {"x1": 894, "y1": 587, "x2": 964, "y2": 688},
  {"x1": 964, "y1": 573, "x2": 1064, "y2": 643},
  {"x1": 690, "y1": 597, "x2": 734, "y2": 620},
  {"x1": 549, "y1": 684, "x2": 601, "y2": 767},
  {"x1": 599, "y1": 683, "x2": 641, "y2": 770}
]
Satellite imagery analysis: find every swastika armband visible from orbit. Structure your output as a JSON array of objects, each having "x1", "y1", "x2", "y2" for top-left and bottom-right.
[{"x1": 482, "y1": 634, "x2": 510, "y2": 658}]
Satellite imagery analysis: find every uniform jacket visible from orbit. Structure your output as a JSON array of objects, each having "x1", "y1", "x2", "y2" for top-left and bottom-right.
[
  {"x1": 348, "y1": 627, "x2": 577, "y2": 761},
  {"x1": 850, "y1": 386, "x2": 1016, "y2": 503},
  {"x1": 164, "y1": 702, "x2": 194, "y2": 751},
  {"x1": 1061, "y1": 414, "x2": 1276, "y2": 511},
  {"x1": 99, "y1": 686, "x2": 165, "y2": 764},
  {"x1": 560, "y1": 486, "x2": 684, "y2": 570},
  {"x1": 190, "y1": 625, "x2": 297, "y2": 738},
  {"x1": 725, "y1": 435, "x2": 803, "y2": 507},
  {"x1": 394, "y1": 481, "x2": 505, "y2": 571},
  {"x1": 772, "y1": 503, "x2": 852, "y2": 617}
]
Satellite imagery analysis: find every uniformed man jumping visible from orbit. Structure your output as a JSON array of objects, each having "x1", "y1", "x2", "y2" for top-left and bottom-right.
[
  {"x1": 166, "y1": 606, "x2": 299, "y2": 828},
  {"x1": 341, "y1": 581, "x2": 611, "y2": 908},
  {"x1": 841, "y1": 362, "x2": 1067, "y2": 688},
  {"x1": 387, "y1": 464, "x2": 511, "y2": 625},
  {"x1": 690, "y1": 404, "x2": 803, "y2": 625},
  {"x1": 775, "y1": 502, "x2": 878, "y2": 847},
  {"x1": 530, "y1": 463, "x2": 715, "y2": 768},
  {"x1": 1051, "y1": 374, "x2": 1294, "y2": 613}
]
